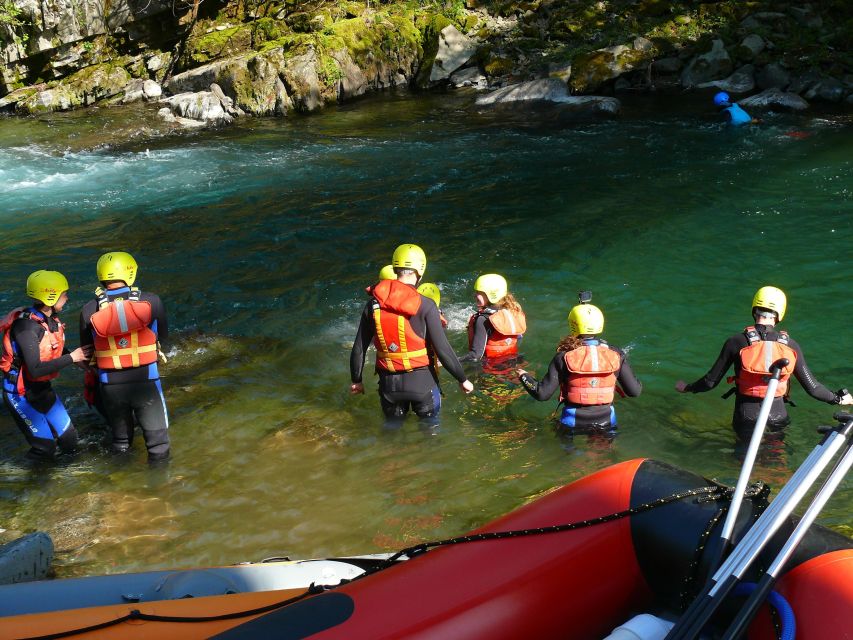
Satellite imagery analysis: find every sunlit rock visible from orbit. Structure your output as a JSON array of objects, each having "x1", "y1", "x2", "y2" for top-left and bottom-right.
[
  {"x1": 739, "y1": 88, "x2": 809, "y2": 111},
  {"x1": 697, "y1": 65, "x2": 755, "y2": 94},
  {"x1": 429, "y1": 25, "x2": 477, "y2": 84},
  {"x1": 476, "y1": 78, "x2": 620, "y2": 114}
]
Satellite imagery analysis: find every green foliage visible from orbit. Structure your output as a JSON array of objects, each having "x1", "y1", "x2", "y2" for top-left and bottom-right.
[{"x1": 0, "y1": 0, "x2": 23, "y2": 27}]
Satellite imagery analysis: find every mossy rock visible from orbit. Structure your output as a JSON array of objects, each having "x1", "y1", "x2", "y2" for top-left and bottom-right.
[
  {"x1": 462, "y1": 14, "x2": 479, "y2": 33},
  {"x1": 413, "y1": 13, "x2": 452, "y2": 88},
  {"x1": 483, "y1": 54, "x2": 513, "y2": 78},
  {"x1": 186, "y1": 25, "x2": 253, "y2": 65},
  {"x1": 570, "y1": 46, "x2": 650, "y2": 93}
]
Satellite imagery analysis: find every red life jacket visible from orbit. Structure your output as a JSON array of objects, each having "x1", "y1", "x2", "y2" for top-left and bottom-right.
[
  {"x1": 467, "y1": 307, "x2": 527, "y2": 359},
  {"x1": 559, "y1": 341, "x2": 621, "y2": 406},
  {"x1": 90, "y1": 287, "x2": 159, "y2": 371},
  {"x1": 0, "y1": 307, "x2": 65, "y2": 394},
  {"x1": 371, "y1": 280, "x2": 430, "y2": 373},
  {"x1": 735, "y1": 326, "x2": 797, "y2": 398}
]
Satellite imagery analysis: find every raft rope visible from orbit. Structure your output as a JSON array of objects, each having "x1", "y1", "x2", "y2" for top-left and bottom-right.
[
  {"x1": 678, "y1": 480, "x2": 770, "y2": 610},
  {"x1": 13, "y1": 482, "x2": 751, "y2": 640}
]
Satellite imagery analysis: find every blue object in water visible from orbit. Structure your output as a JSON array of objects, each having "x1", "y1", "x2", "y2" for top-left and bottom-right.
[
  {"x1": 714, "y1": 91, "x2": 731, "y2": 106},
  {"x1": 724, "y1": 103, "x2": 753, "y2": 126}
]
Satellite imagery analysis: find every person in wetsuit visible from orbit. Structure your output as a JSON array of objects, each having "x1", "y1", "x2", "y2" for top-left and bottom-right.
[
  {"x1": 350, "y1": 244, "x2": 473, "y2": 426},
  {"x1": 461, "y1": 273, "x2": 526, "y2": 365},
  {"x1": 518, "y1": 299, "x2": 641, "y2": 432},
  {"x1": 1, "y1": 270, "x2": 92, "y2": 459},
  {"x1": 79, "y1": 252, "x2": 170, "y2": 462},
  {"x1": 676, "y1": 286, "x2": 852, "y2": 440},
  {"x1": 714, "y1": 91, "x2": 756, "y2": 126}
]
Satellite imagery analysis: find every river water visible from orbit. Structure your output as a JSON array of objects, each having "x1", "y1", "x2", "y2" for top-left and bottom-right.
[{"x1": 0, "y1": 92, "x2": 851, "y2": 578}]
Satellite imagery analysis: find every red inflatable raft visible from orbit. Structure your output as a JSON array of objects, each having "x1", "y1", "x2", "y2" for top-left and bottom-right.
[{"x1": 2, "y1": 458, "x2": 850, "y2": 639}]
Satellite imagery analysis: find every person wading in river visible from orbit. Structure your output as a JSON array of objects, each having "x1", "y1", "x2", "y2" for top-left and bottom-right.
[
  {"x1": 350, "y1": 244, "x2": 473, "y2": 428},
  {"x1": 1, "y1": 270, "x2": 92, "y2": 459},
  {"x1": 517, "y1": 295, "x2": 641, "y2": 433},
  {"x1": 79, "y1": 252, "x2": 171, "y2": 462},
  {"x1": 675, "y1": 285, "x2": 852, "y2": 440}
]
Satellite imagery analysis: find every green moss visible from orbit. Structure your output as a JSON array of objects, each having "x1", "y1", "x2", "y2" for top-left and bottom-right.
[
  {"x1": 483, "y1": 54, "x2": 512, "y2": 77},
  {"x1": 186, "y1": 24, "x2": 252, "y2": 65}
]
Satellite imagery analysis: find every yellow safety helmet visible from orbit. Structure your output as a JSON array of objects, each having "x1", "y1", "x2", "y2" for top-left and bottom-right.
[
  {"x1": 417, "y1": 283, "x2": 441, "y2": 307},
  {"x1": 26, "y1": 270, "x2": 69, "y2": 306},
  {"x1": 391, "y1": 244, "x2": 426, "y2": 278},
  {"x1": 378, "y1": 264, "x2": 397, "y2": 281},
  {"x1": 568, "y1": 303, "x2": 604, "y2": 336},
  {"x1": 474, "y1": 273, "x2": 507, "y2": 305},
  {"x1": 752, "y1": 285, "x2": 786, "y2": 321},
  {"x1": 97, "y1": 251, "x2": 137, "y2": 286}
]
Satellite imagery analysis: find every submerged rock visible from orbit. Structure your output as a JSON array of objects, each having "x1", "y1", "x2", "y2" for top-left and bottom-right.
[
  {"x1": 476, "y1": 78, "x2": 620, "y2": 113},
  {"x1": 0, "y1": 532, "x2": 53, "y2": 584}
]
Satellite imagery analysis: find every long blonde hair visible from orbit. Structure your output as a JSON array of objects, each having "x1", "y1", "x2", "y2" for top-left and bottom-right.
[
  {"x1": 494, "y1": 292, "x2": 523, "y2": 314},
  {"x1": 556, "y1": 335, "x2": 583, "y2": 353}
]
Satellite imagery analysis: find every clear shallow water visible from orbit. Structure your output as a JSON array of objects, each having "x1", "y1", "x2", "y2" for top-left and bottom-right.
[{"x1": 0, "y1": 92, "x2": 851, "y2": 577}]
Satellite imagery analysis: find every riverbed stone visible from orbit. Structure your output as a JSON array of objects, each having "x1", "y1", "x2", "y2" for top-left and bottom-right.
[
  {"x1": 697, "y1": 65, "x2": 755, "y2": 94},
  {"x1": 805, "y1": 78, "x2": 845, "y2": 103},
  {"x1": 450, "y1": 66, "x2": 487, "y2": 89},
  {"x1": 476, "y1": 78, "x2": 620, "y2": 114},
  {"x1": 652, "y1": 57, "x2": 682, "y2": 75},
  {"x1": 164, "y1": 91, "x2": 233, "y2": 123},
  {"x1": 739, "y1": 34, "x2": 765, "y2": 59},
  {"x1": 16, "y1": 63, "x2": 130, "y2": 113},
  {"x1": 756, "y1": 63, "x2": 790, "y2": 90},
  {"x1": 739, "y1": 88, "x2": 809, "y2": 111},
  {"x1": 570, "y1": 44, "x2": 652, "y2": 93},
  {"x1": 681, "y1": 39, "x2": 732, "y2": 88},
  {"x1": 429, "y1": 25, "x2": 477, "y2": 83}
]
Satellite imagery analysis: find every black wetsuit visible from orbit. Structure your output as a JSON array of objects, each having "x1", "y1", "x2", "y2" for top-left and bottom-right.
[
  {"x1": 2, "y1": 312, "x2": 77, "y2": 457},
  {"x1": 683, "y1": 324, "x2": 840, "y2": 437},
  {"x1": 519, "y1": 341, "x2": 642, "y2": 430},
  {"x1": 351, "y1": 295, "x2": 467, "y2": 420},
  {"x1": 79, "y1": 288, "x2": 170, "y2": 460},
  {"x1": 461, "y1": 313, "x2": 492, "y2": 362}
]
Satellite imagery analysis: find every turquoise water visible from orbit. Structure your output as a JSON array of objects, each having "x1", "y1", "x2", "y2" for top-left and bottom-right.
[{"x1": 0, "y1": 92, "x2": 851, "y2": 577}]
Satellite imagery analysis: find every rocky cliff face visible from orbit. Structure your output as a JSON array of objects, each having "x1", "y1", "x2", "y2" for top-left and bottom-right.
[{"x1": 1, "y1": 0, "x2": 850, "y2": 122}]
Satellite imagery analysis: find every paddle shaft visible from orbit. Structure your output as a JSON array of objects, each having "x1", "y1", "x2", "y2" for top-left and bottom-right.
[
  {"x1": 665, "y1": 419, "x2": 853, "y2": 640},
  {"x1": 707, "y1": 359, "x2": 789, "y2": 575},
  {"x1": 720, "y1": 430, "x2": 853, "y2": 640}
]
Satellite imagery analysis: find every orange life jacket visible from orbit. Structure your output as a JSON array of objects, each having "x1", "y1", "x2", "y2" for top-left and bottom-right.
[
  {"x1": 371, "y1": 280, "x2": 430, "y2": 373},
  {"x1": 0, "y1": 307, "x2": 65, "y2": 394},
  {"x1": 90, "y1": 287, "x2": 159, "y2": 371},
  {"x1": 467, "y1": 307, "x2": 527, "y2": 359},
  {"x1": 735, "y1": 326, "x2": 797, "y2": 398},
  {"x1": 559, "y1": 341, "x2": 621, "y2": 406}
]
